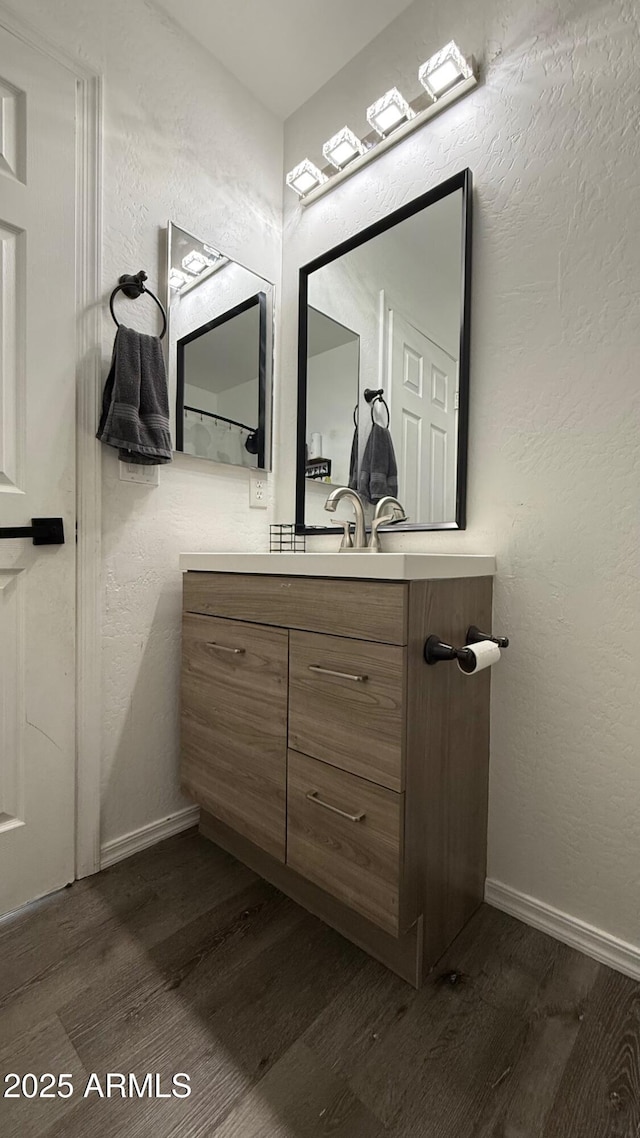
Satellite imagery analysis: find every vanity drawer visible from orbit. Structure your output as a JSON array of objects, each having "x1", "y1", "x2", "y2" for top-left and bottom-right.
[
  {"x1": 287, "y1": 751, "x2": 405, "y2": 936},
  {"x1": 181, "y1": 613, "x2": 288, "y2": 861},
  {"x1": 288, "y1": 630, "x2": 405, "y2": 791},
  {"x1": 183, "y1": 572, "x2": 408, "y2": 645}
]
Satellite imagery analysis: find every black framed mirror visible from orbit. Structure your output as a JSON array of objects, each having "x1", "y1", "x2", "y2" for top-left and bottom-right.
[
  {"x1": 176, "y1": 292, "x2": 267, "y2": 469},
  {"x1": 167, "y1": 221, "x2": 274, "y2": 470},
  {"x1": 295, "y1": 168, "x2": 472, "y2": 532}
]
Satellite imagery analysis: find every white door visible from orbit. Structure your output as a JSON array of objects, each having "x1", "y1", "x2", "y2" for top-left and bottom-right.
[
  {"x1": 0, "y1": 28, "x2": 77, "y2": 915},
  {"x1": 388, "y1": 309, "x2": 458, "y2": 524}
]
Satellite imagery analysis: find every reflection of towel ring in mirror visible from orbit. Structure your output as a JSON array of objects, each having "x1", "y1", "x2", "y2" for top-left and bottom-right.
[
  {"x1": 364, "y1": 387, "x2": 390, "y2": 428},
  {"x1": 109, "y1": 270, "x2": 167, "y2": 339}
]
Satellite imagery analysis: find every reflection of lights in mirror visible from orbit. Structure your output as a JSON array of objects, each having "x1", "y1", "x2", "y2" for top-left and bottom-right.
[
  {"x1": 296, "y1": 170, "x2": 471, "y2": 532},
  {"x1": 182, "y1": 249, "x2": 216, "y2": 276},
  {"x1": 169, "y1": 268, "x2": 189, "y2": 291},
  {"x1": 286, "y1": 42, "x2": 475, "y2": 203},
  {"x1": 166, "y1": 222, "x2": 274, "y2": 471}
]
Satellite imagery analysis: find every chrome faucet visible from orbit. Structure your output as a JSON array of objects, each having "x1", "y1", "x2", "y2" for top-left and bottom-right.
[
  {"x1": 324, "y1": 487, "x2": 368, "y2": 550},
  {"x1": 369, "y1": 496, "x2": 408, "y2": 552}
]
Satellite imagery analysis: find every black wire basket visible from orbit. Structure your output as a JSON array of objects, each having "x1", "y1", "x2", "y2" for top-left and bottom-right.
[{"x1": 269, "y1": 524, "x2": 306, "y2": 553}]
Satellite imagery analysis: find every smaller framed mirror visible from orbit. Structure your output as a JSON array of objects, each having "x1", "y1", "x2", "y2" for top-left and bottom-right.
[{"x1": 167, "y1": 223, "x2": 274, "y2": 470}]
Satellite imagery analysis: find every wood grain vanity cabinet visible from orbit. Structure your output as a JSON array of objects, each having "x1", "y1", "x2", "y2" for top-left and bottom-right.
[{"x1": 181, "y1": 569, "x2": 493, "y2": 987}]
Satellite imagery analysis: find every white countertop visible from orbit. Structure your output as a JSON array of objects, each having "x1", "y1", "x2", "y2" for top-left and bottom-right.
[{"x1": 179, "y1": 552, "x2": 496, "y2": 581}]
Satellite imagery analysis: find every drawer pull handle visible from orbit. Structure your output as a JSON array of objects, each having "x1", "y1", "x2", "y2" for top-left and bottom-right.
[
  {"x1": 308, "y1": 665, "x2": 368, "y2": 683},
  {"x1": 306, "y1": 791, "x2": 365, "y2": 823},
  {"x1": 207, "y1": 642, "x2": 246, "y2": 655}
]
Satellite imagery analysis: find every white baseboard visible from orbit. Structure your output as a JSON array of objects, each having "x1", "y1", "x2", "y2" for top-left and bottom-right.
[
  {"x1": 485, "y1": 879, "x2": 640, "y2": 981},
  {"x1": 100, "y1": 806, "x2": 201, "y2": 869}
]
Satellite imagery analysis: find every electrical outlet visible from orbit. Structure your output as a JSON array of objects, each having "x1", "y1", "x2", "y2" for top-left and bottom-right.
[
  {"x1": 249, "y1": 471, "x2": 268, "y2": 509},
  {"x1": 119, "y1": 460, "x2": 159, "y2": 486}
]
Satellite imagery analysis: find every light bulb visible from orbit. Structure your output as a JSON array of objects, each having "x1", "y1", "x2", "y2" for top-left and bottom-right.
[
  {"x1": 322, "y1": 126, "x2": 365, "y2": 170},
  {"x1": 169, "y1": 268, "x2": 188, "y2": 290},
  {"x1": 418, "y1": 42, "x2": 473, "y2": 99},
  {"x1": 366, "y1": 88, "x2": 415, "y2": 137},
  {"x1": 286, "y1": 158, "x2": 328, "y2": 198},
  {"x1": 182, "y1": 249, "x2": 212, "y2": 275}
]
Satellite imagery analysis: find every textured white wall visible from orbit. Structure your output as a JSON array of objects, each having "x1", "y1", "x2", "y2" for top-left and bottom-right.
[
  {"x1": 280, "y1": 0, "x2": 640, "y2": 947},
  {"x1": 8, "y1": 0, "x2": 283, "y2": 845}
]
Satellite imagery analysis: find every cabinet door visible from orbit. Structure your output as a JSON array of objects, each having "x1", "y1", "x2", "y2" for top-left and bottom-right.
[{"x1": 181, "y1": 613, "x2": 288, "y2": 860}]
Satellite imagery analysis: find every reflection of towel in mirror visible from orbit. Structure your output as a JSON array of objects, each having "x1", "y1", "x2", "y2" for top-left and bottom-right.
[
  {"x1": 348, "y1": 425, "x2": 358, "y2": 489},
  {"x1": 97, "y1": 326, "x2": 172, "y2": 464},
  {"x1": 358, "y1": 423, "x2": 398, "y2": 503}
]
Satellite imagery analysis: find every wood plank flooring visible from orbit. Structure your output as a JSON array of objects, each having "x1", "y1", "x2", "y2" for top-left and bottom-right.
[{"x1": 0, "y1": 828, "x2": 638, "y2": 1137}]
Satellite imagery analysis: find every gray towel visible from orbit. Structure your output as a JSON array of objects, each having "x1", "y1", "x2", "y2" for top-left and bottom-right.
[
  {"x1": 97, "y1": 326, "x2": 172, "y2": 464},
  {"x1": 358, "y1": 423, "x2": 398, "y2": 503}
]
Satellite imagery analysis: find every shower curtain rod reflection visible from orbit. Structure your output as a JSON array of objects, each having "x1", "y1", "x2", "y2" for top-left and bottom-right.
[{"x1": 183, "y1": 405, "x2": 256, "y2": 433}]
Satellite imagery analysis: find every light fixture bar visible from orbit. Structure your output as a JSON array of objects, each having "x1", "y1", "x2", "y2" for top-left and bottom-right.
[{"x1": 299, "y1": 73, "x2": 477, "y2": 207}]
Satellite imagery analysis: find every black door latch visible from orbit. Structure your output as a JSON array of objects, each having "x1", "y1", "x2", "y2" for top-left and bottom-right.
[{"x1": 0, "y1": 518, "x2": 65, "y2": 545}]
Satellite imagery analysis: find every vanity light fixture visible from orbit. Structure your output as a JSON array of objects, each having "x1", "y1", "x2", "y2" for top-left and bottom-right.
[
  {"x1": 366, "y1": 87, "x2": 415, "y2": 137},
  {"x1": 168, "y1": 267, "x2": 189, "y2": 291},
  {"x1": 418, "y1": 41, "x2": 473, "y2": 99},
  {"x1": 182, "y1": 249, "x2": 213, "y2": 276},
  {"x1": 286, "y1": 42, "x2": 477, "y2": 205},
  {"x1": 286, "y1": 158, "x2": 328, "y2": 198},
  {"x1": 322, "y1": 126, "x2": 366, "y2": 170}
]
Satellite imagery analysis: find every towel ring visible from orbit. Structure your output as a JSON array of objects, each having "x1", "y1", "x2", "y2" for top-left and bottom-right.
[
  {"x1": 364, "y1": 387, "x2": 390, "y2": 428},
  {"x1": 109, "y1": 271, "x2": 167, "y2": 340}
]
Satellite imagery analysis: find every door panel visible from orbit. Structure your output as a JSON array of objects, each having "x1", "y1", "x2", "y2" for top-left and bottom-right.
[
  {"x1": 0, "y1": 29, "x2": 77, "y2": 915},
  {"x1": 388, "y1": 308, "x2": 458, "y2": 524}
]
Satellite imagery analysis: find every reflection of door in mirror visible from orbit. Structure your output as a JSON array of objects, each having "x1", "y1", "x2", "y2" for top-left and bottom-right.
[
  {"x1": 167, "y1": 222, "x2": 274, "y2": 470},
  {"x1": 297, "y1": 170, "x2": 471, "y2": 531},
  {"x1": 176, "y1": 294, "x2": 266, "y2": 469},
  {"x1": 306, "y1": 309, "x2": 359, "y2": 491},
  {"x1": 387, "y1": 308, "x2": 458, "y2": 524}
]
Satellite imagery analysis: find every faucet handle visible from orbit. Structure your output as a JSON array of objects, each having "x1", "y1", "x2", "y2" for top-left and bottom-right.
[
  {"x1": 368, "y1": 512, "x2": 396, "y2": 553},
  {"x1": 330, "y1": 519, "x2": 353, "y2": 550},
  {"x1": 373, "y1": 496, "x2": 407, "y2": 523}
]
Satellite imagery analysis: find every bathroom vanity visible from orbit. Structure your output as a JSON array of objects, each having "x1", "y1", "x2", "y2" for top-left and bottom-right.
[{"x1": 179, "y1": 552, "x2": 495, "y2": 987}]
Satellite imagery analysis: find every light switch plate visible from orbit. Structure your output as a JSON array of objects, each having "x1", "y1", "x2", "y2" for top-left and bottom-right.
[
  {"x1": 249, "y1": 472, "x2": 268, "y2": 508},
  {"x1": 119, "y1": 460, "x2": 159, "y2": 486}
]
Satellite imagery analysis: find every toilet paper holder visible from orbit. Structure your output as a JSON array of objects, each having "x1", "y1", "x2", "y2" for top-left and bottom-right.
[{"x1": 424, "y1": 625, "x2": 509, "y2": 668}]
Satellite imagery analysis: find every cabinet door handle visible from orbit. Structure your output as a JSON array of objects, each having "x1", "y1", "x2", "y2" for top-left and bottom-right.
[
  {"x1": 306, "y1": 791, "x2": 365, "y2": 823},
  {"x1": 308, "y1": 665, "x2": 368, "y2": 683},
  {"x1": 207, "y1": 642, "x2": 246, "y2": 655}
]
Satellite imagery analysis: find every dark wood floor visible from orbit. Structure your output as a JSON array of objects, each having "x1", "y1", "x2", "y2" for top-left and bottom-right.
[{"x1": 1, "y1": 830, "x2": 638, "y2": 1137}]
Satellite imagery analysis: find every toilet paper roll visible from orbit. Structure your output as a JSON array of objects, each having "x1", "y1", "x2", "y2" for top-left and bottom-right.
[
  {"x1": 310, "y1": 433, "x2": 323, "y2": 458},
  {"x1": 457, "y1": 639, "x2": 501, "y2": 675}
]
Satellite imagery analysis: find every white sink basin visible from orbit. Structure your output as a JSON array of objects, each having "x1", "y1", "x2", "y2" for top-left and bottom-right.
[{"x1": 179, "y1": 552, "x2": 496, "y2": 581}]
